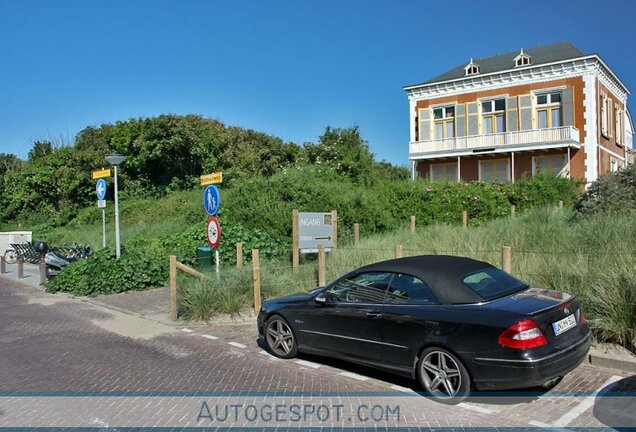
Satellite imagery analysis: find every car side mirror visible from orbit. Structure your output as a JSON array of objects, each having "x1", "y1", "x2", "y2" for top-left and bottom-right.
[{"x1": 315, "y1": 293, "x2": 327, "y2": 303}]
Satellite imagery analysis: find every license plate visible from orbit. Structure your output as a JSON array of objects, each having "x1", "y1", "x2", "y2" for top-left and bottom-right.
[{"x1": 552, "y1": 314, "x2": 577, "y2": 336}]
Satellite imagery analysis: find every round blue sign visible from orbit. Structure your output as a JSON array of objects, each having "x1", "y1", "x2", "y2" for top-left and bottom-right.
[
  {"x1": 203, "y1": 185, "x2": 221, "y2": 216},
  {"x1": 96, "y1": 179, "x2": 107, "y2": 200}
]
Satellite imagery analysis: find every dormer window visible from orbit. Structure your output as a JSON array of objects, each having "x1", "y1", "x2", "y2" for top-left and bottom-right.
[
  {"x1": 464, "y1": 59, "x2": 480, "y2": 76},
  {"x1": 514, "y1": 49, "x2": 532, "y2": 67}
]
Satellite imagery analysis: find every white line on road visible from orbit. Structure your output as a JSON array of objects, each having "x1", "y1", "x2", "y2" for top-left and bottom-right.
[
  {"x1": 294, "y1": 359, "x2": 321, "y2": 369},
  {"x1": 259, "y1": 350, "x2": 281, "y2": 360},
  {"x1": 552, "y1": 375, "x2": 622, "y2": 427},
  {"x1": 201, "y1": 334, "x2": 218, "y2": 340},
  {"x1": 181, "y1": 328, "x2": 194, "y2": 333},
  {"x1": 228, "y1": 342, "x2": 247, "y2": 348},
  {"x1": 390, "y1": 385, "x2": 416, "y2": 394},
  {"x1": 338, "y1": 371, "x2": 369, "y2": 381},
  {"x1": 458, "y1": 403, "x2": 494, "y2": 414}
]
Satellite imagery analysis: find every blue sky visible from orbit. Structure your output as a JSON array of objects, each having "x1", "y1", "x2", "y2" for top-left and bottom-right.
[{"x1": 1, "y1": 0, "x2": 634, "y2": 166}]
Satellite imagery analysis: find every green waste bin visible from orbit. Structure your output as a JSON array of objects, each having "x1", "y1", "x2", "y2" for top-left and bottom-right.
[{"x1": 196, "y1": 246, "x2": 213, "y2": 272}]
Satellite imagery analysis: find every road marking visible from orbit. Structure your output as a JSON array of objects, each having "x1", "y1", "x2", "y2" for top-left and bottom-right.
[
  {"x1": 338, "y1": 371, "x2": 369, "y2": 381},
  {"x1": 201, "y1": 334, "x2": 218, "y2": 340},
  {"x1": 390, "y1": 385, "x2": 416, "y2": 394},
  {"x1": 295, "y1": 359, "x2": 321, "y2": 369},
  {"x1": 552, "y1": 375, "x2": 622, "y2": 427},
  {"x1": 458, "y1": 403, "x2": 494, "y2": 414},
  {"x1": 181, "y1": 328, "x2": 194, "y2": 333},
  {"x1": 228, "y1": 342, "x2": 247, "y2": 349},
  {"x1": 259, "y1": 350, "x2": 281, "y2": 361}
]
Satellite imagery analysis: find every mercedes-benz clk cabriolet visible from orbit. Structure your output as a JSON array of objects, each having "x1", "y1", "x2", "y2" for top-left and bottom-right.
[{"x1": 257, "y1": 255, "x2": 591, "y2": 403}]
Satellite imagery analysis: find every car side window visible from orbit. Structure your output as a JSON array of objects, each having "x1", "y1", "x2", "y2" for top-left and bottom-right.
[
  {"x1": 385, "y1": 273, "x2": 439, "y2": 305},
  {"x1": 326, "y1": 272, "x2": 393, "y2": 304}
]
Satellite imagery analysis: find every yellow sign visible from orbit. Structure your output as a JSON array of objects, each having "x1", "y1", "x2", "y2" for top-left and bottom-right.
[
  {"x1": 200, "y1": 172, "x2": 223, "y2": 186},
  {"x1": 92, "y1": 169, "x2": 112, "y2": 180}
]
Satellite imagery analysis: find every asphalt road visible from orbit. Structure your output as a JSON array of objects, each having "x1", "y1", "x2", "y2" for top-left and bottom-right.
[{"x1": 0, "y1": 278, "x2": 634, "y2": 430}]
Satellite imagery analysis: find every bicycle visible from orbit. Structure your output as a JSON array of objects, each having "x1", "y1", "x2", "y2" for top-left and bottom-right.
[{"x1": 3, "y1": 248, "x2": 18, "y2": 264}]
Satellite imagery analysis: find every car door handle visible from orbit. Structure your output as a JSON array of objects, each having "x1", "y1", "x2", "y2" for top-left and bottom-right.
[{"x1": 366, "y1": 312, "x2": 383, "y2": 319}]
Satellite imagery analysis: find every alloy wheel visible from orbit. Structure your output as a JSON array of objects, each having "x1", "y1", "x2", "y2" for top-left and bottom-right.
[
  {"x1": 420, "y1": 350, "x2": 462, "y2": 399},
  {"x1": 266, "y1": 318, "x2": 295, "y2": 356}
]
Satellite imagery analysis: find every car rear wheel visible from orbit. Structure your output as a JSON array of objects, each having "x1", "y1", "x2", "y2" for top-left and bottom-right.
[
  {"x1": 264, "y1": 315, "x2": 297, "y2": 359},
  {"x1": 417, "y1": 347, "x2": 471, "y2": 404}
]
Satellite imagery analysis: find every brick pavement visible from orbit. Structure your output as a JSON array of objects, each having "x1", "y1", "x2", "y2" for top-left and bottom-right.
[{"x1": 0, "y1": 278, "x2": 634, "y2": 429}]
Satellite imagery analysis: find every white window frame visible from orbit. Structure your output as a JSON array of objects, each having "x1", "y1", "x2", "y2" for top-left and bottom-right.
[
  {"x1": 478, "y1": 158, "x2": 510, "y2": 183},
  {"x1": 432, "y1": 106, "x2": 455, "y2": 139},
  {"x1": 532, "y1": 154, "x2": 568, "y2": 177},
  {"x1": 481, "y1": 99, "x2": 506, "y2": 134},
  {"x1": 430, "y1": 162, "x2": 458, "y2": 182},
  {"x1": 535, "y1": 91, "x2": 563, "y2": 129},
  {"x1": 601, "y1": 94, "x2": 609, "y2": 137}
]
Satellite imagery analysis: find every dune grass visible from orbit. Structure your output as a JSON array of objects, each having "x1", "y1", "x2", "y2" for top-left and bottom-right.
[{"x1": 178, "y1": 206, "x2": 636, "y2": 350}]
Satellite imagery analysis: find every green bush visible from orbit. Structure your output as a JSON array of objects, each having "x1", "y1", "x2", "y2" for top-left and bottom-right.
[
  {"x1": 573, "y1": 162, "x2": 636, "y2": 217},
  {"x1": 45, "y1": 248, "x2": 167, "y2": 296}
]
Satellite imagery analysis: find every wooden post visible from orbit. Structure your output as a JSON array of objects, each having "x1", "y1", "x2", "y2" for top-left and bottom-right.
[
  {"x1": 501, "y1": 246, "x2": 512, "y2": 273},
  {"x1": 462, "y1": 211, "x2": 468, "y2": 228},
  {"x1": 0, "y1": 256, "x2": 6, "y2": 274},
  {"x1": 292, "y1": 209, "x2": 299, "y2": 272},
  {"x1": 410, "y1": 215, "x2": 416, "y2": 233},
  {"x1": 559, "y1": 200, "x2": 564, "y2": 210},
  {"x1": 252, "y1": 249, "x2": 261, "y2": 313},
  {"x1": 511, "y1": 205, "x2": 516, "y2": 218},
  {"x1": 353, "y1": 223, "x2": 359, "y2": 245},
  {"x1": 394, "y1": 245, "x2": 403, "y2": 258},
  {"x1": 169, "y1": 255, "x2": 177, "y2": 321},
  {"x1": 332, "y1": 210, "x2": 338, "y2": 250},
  {"x1": 39, "y1": 261, "x2": 47, "y2": 285},
  {"x1": 17, "y1": 258, "x2": 24, "y2": 279},
  {"x1": 236, "y1": 242, "x2": 243, "y2": 269},
  {"x1": 318, "y1": 244, "x2": 326, "y2": 286}
]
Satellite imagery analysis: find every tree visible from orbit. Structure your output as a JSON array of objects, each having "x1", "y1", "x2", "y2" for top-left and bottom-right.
[{"x1": 28, "y1": 140, "x2": 54, "y2": 161}]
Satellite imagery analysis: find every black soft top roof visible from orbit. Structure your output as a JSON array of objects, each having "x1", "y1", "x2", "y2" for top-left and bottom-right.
[{"x1": 356, "y1": 255, "x2": 494, "y2": 304}]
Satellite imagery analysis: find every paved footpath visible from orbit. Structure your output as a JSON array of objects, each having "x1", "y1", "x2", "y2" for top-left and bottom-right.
[{"x1": 0, "y1": 277, "x2": 634, "y2": 430}]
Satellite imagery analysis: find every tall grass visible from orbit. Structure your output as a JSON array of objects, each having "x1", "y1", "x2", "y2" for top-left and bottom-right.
[{"x1": 178, "y1": 207, "x2": 636, "y2": 350}]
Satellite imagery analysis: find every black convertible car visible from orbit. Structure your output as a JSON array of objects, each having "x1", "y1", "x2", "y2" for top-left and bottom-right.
[{"x1": 257, "y1": 255, "x2": 591, "y2": 403}]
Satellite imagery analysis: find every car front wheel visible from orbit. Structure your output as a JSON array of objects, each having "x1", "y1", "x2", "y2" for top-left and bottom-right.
[
  {"x1": 264, "y1": 315, "x2": 297, "y2": 359},
  {"x1": 417, "y1": 347, "x2": 471, "y2": 404}
]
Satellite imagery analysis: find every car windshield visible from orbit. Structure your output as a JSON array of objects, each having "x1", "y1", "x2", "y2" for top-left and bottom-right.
[{"x1": 461, "y1": 267, "x2": 528, "y2": 301}]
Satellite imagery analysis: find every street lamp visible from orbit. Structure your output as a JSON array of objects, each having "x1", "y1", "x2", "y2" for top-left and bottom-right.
[{"x1": 105, "y1": 153, "x2": 126, "y2": 259}]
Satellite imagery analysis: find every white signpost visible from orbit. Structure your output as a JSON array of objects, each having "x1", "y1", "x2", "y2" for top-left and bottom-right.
[
  {"x1": 96, "y1": 179, "x2": 107, "y2": 249},
  {"x1": 298, "y1": 212, "x2": 335, "y2": 253}
]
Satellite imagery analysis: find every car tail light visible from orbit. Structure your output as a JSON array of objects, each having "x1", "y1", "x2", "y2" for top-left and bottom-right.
[
  {"x1": 498, "y1": 319, "x2": 548, "y2": 349},
  {"x1": 579, "y1": 311, "x2": 587, "y2": 325}
]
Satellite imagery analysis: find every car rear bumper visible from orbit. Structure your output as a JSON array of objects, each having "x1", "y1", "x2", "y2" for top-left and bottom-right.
[{"x1": 470, "y1": 331, "x2": 591, "y2": 391}]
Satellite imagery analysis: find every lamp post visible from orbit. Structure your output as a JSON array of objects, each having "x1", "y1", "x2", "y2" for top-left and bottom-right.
[{"x1": 105, "y1": 153, "x2": 126, "y2": 259}]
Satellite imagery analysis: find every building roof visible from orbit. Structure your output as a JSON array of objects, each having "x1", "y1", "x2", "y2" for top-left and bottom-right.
[
  {"x1": 356, "y1": 255, "x2": 498, "y2": 304},
  {"x1": 416, "y1": 42, "x2": 585, "y2": 86}
]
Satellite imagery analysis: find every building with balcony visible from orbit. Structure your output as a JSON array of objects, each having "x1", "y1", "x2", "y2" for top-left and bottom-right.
[{"x1": 404, "y1": 43, "x2": 634, "y2": 184}]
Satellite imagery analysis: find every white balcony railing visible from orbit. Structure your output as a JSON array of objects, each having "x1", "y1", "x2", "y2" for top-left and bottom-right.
[{"x1": 410, "y1": 126, "x2": 580, "y2": 157}]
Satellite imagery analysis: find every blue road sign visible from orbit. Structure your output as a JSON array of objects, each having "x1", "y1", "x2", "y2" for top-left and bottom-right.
[
  {"x1": 203, "y1": 185, "x2": 221, "y2": 216},
  {"x1": 96, "y1": 179, "x2": 107, "y2": 200}
]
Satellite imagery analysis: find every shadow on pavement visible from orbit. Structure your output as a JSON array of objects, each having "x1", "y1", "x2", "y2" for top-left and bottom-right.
[{"x1": 593, "y1": 374, "x2": 636, "y2": 431}]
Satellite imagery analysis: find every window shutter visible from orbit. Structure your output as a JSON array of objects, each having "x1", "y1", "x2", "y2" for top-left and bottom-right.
[
  {"x1": 601, "y1": 95, "x2": 608, "y2": 135},
  {"x1": 418, "y1": 109, "x2": 430, "y2": 141},
  {"x1": 466, "y1": 102, "x2": 479, "y2": 136},
  {"x1": 608, "y1": 99, "x2": 613, "y2": 137},
  {"x1": 519, "y1": 95, "x2": 532, "y2": 130},
  {"x1": 562, "y1": 87, "x2": 574, "y2": 127},
  {"x1": 456, "y1": 104, "x2": 466, "y2": 137},
  {"x1": 506, "y1": 96, "x2": 519, "y2": 132}
]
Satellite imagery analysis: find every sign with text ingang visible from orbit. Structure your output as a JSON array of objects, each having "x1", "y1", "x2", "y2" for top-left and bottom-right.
[{"x1": 298, "y1": 212, "x2": 334, "y2": 253}]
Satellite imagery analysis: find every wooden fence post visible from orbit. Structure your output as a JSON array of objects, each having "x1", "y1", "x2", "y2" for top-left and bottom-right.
[
  {"x1": 332, "y1": 210, "x2": 338, "y2": 250},
  {"x1": 394, "y1": 245, "x2": 403, "y2": 258},
  {"x1": 292, "y1": 209, "x2": 299, "y2": 272},
  {"x1": 501, "y1": 246, "x2": 512, "y2": 273},
  {"x1": 169, "y1": 255, "x2": 177, "y2": 321},
  {"x1": 236, "y1": 242, "x2": 243, "y2": 269},
  {"x1": 252, "y1": 249, "x2": 261, "y2": 313},
  {"x1": 318, "y1": 244, "x2": 326, "y2": 286},
  {"x1": 558, "y1": 200, "x2": 564, "y2": 210},
  {"x1": 353, "y1": 223, "x2": 359, "y2": 245},
  {"x1": 511, "y1": 205, "x2": 516, "y2": 218},
  {"x1": 410, "y1": 215, "x2": 416, "y2": 233},
  {"x1": 39, "y1": 261, "x2": 46, "y2": 285},
  {"x1": 17, "y1": 258, "x2": 24, "y2": 279},
  {"x1": 462, "y1": 211, "x2": 468, "y2": 228}
]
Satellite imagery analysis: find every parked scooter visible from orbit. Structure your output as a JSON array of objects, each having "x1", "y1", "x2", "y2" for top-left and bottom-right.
[{"x1": 44, "y1": 243, "x2": 92, "y2": 280}]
